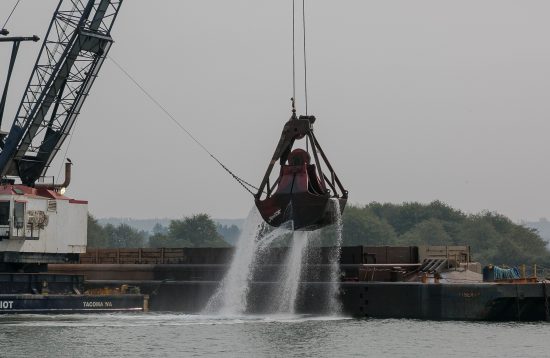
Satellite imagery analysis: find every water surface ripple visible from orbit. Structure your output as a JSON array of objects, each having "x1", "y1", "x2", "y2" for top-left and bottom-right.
[{"x1": 1, "y1": 313, "x2": 549, "y2": 358}]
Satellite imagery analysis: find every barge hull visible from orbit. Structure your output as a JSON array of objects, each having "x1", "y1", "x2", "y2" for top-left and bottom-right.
[
  {"x1": 85, "y1": 280, "x2": 550, "y2": 321},
  {"x1": 0, "y1": 294, "x2": 146, "y2": 314},
  {"x1": 340, "y1": 282, "x2": 548, "y2": 321}
]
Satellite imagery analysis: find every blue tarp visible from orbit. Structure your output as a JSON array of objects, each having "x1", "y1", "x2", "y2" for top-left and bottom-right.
[{"x1": 484, "y1": 265, "x2": 520, "y2": 281}]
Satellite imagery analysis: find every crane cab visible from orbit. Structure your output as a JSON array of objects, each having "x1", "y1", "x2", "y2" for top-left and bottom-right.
[{"x1": 0, "y1": 184, "x2": 87, "y2": 264}]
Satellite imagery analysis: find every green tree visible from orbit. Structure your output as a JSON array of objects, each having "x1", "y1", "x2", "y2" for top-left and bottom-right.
[
  {"x1": 339, "y1": 202, "x2": 550, "y2": 266},
  {"x1": 87, "y1": 214, "x2": 107, "y2": 248},
  {"x1": 103, "y1": 223, "x2": 146, "y2": 248},
  {"x1": 152, "y1": 223, "x2": 168, "y2": 235},
  {"x1": 150, "y1": 214, "x2": 229, "y2": 248},
  {"x1": 399, "y1": 218, "x2": 454, "y2": 246},
  {"x1": 321, "y1": 206, "x2": 397, "y2": 246},
  {"x1": 497, "y1": 236, "x2": 528, "y2": 266},
  {"x1": 217, "y1": 224, "x2": 241, "y2": 245},
  {"x1": 368, "y1": 201, "x2": 465, "y2": 235},
  {"x1": 149, "y1": 232, "x2": 182, "y2": 248}
]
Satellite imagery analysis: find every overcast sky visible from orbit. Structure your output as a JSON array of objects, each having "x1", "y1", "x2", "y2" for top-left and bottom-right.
[{"x1": 1, "y1": 0, "x2": 550, "y2": 221}]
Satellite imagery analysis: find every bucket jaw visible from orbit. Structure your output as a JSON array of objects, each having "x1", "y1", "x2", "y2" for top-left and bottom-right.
[{"x1": 255, "y1": 114, "x2": 348, "y2": 231}]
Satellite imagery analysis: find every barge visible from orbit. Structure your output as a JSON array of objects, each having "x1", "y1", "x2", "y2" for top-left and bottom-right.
[
  {"x1": 0, "y1": 272, "x2": 147, "y2": 314},
  {"x1": 49, "y1": 246, "x2": 550, "y2": 321}
]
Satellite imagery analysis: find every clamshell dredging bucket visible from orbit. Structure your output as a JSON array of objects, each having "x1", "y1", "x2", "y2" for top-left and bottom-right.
[
  {"x1": 255, "y1": 114, "x2": 348, "y2": 231},
  {"x1": 255, "y1": 149, "x2": 346, "y2": 231}
]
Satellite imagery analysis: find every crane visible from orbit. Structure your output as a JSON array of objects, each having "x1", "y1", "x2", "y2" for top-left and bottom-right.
[
  {"x1": 0, "y1": 0, "x2": 123, "y2": 265},
  {"x1": 0, "y1": 0, "x2": 122, "y2": 186}
]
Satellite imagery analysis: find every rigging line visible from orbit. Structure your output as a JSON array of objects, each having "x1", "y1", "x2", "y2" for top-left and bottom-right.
[
  {"x1": 292, "y1": 0, "x2": 296, "y2": 103},
  {"x1": 301, "y1": 0, "x2": 310, "y2": 154},
  {"x1": 2, "y1": 0, "x2": 21, "y2": 30},
  {"x1": 108, "y1": 55, "x2": 259, "y2": 196},
  {"x1": 302, "y1": 0, "x2": 308, "y2": 115}
]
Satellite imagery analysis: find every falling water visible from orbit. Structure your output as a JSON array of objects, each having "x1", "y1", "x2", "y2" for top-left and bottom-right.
[
  {"x1": 203, "y1": 208, "x2": 263, "y2": 315},
  {"x1": 206, "y1": 199, "x2": 344, "y2": 316},
  {"x1": 273, "y1": 231, "x2": 308, "y2": 313},
  {"x1": 326, "y1": 198, "x2": 344, "y2": 315},
  {"x1": 204, "y1": 208, "x2": 293, "y2": 315}
]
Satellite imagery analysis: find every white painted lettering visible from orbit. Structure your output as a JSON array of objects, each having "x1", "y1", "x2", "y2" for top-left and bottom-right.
[
  {"x1": 0, "y1": 301, "x2": 14, "y2": 309},
  {"x1": 83, "y1": 301, "x2": 113, "y2": 308},
  {"x1": 269, "y1": 209, "x2": 281, "y2": 222}
]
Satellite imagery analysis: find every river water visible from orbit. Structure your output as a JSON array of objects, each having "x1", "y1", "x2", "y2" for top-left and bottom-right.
[{"x1": 1, "y1": 313, "x2": 549, "y2": 358}]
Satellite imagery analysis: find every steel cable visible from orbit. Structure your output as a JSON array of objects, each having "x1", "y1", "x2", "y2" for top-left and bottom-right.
[
  {"x1": 2, "y1": 0, "x2": 22, "y2": 30},
  {"x1": 302, "y1": 0, "x2": 308, "y2": 115},
  {"x1": 108, "y1": 55, "x2": 259, "y2": 196},
  {"x1": 292, "y1": 0, "x2": 296, "y2": 104}
]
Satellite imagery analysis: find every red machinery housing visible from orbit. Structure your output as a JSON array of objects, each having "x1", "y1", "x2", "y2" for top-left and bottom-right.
[{"x1": 255, "y1": 114, "x2": 348, "y2": 231}]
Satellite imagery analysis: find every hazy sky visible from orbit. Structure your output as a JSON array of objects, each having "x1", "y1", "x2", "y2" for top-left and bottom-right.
[{"x1": 1, "y1": 1, "x2": 550, "y2": 221}]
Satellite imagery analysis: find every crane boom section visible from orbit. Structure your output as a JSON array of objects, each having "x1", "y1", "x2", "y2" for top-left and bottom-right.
[{"x1": 0, "y1": 0, "x2": 123, "y2": 185}]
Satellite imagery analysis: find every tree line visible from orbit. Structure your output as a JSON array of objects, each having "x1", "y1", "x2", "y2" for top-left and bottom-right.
[
  {"x1": 87, "y1": 213, "x2": 230, "y2": 249},
  {"x1": 88, "y1": 201, "x2": 550, "y2": 265},
  {"x1": 330, "y1": 201, "x2": 550, "y2": 266}
]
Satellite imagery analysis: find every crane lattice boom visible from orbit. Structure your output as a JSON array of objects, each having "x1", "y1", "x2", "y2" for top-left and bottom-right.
[{"x1": 0, "y1": 0, "x2": 123, "y2": 185}]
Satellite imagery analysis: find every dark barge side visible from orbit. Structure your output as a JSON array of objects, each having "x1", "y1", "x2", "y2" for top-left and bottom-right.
[
  {"x1": 49, "y1": 246, "x2": 550, "y2": 321},
  {"x1": 0, "y1": 273, "x2": 147, "y2": 314}
]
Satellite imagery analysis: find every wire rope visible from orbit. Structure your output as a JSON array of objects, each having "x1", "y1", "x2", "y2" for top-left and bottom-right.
[
  {"x1": 108, "y1": 56, "x2": 259, "y2": 196},
  {"x1": 292, "y1": 0, "x2": 296, "y2": 105},
  {"x1": 2, "y1": 0, "x2": 21, "y2": 30},
  {"x1": 302, "y1": 0, "x2": 308, "y2": 115}
]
